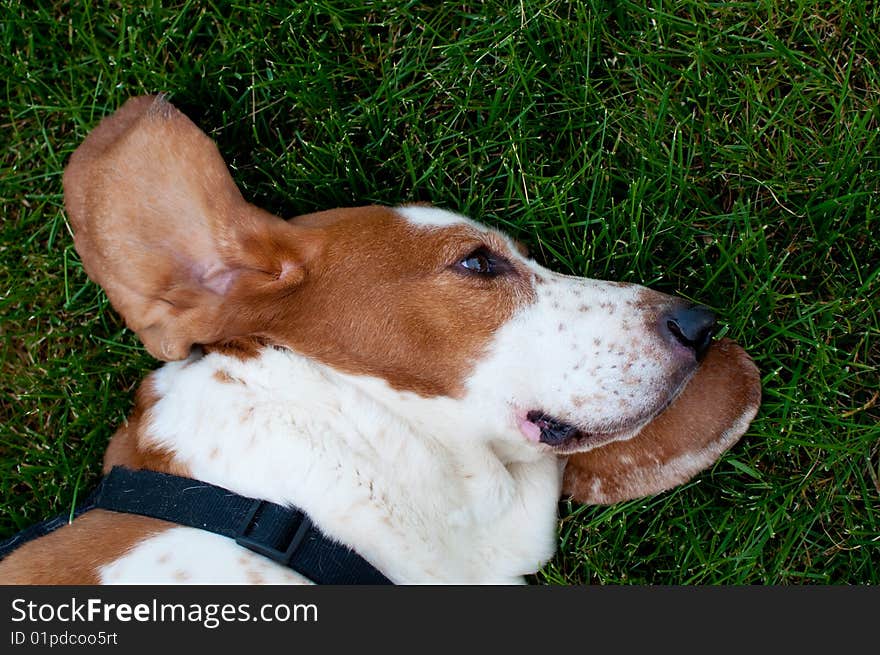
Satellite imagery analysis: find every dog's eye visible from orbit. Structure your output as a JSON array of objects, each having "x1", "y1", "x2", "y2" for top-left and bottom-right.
[{"x1": 457, "y1": 247, "x2": 505, "y2": 276}]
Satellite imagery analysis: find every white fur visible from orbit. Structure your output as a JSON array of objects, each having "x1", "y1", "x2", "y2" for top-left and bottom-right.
[
  {"x1": 100, "y1": 527, "x2": 310, "y2": 584},
  {"x1": 465, "y1": 274, "x2": 693, "y2": 450},
  {"x1": 396, "y1": 205, "x2": 486, "y2": 229},
  {"x1": 124, "y1": 346, "x2": 561, "y2": 584}
]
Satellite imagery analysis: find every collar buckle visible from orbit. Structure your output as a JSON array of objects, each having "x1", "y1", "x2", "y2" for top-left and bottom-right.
[{"x1": 235, "y1": 499, "x2": 313, "y2": 566}]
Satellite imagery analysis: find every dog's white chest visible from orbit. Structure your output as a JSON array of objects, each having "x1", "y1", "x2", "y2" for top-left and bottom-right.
[{"x1": 125, "y1": 349, "x2": 562, "y2": 584}]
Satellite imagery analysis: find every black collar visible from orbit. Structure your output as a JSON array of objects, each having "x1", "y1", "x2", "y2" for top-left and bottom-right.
[{"x1": 0, "y1": 467, "x2": 392, "y2": 585}]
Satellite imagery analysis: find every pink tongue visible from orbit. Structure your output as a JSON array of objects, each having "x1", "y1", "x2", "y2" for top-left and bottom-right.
[{"x1": 517, "y1": 415, "x2": 542, "y2": 442}]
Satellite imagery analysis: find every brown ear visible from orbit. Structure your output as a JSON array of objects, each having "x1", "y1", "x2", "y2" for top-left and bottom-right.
[
  {"x1": 63, "y1": 95, "x2": 318, "y2": 360},
  {"x1": 562, "y1": 338, "x2": 761, "y2": 504}
]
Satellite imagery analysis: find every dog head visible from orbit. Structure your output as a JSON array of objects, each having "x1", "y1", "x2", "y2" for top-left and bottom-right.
[{"x1": 63, "y1": 95, "x2": 760, "y2": 501}]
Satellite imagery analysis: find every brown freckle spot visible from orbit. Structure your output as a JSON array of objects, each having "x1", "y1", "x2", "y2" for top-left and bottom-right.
[
  {"x1": 157, "y1": 553, "x2": 171, "y2": 564},
  {"x1": 240, "y1": 407, "x2": 254, "y2": 423},
  {"x1": 571, "y1": 395, "x2": 587, "y2": 407},
  {"x1": 552, "y1": 301, "x2": 560, "y2": 309},
  {"x1": 173, "y1": 569, "x2": 190, "y2": 581},
  {"x1": 238, "y1": 557, "x2": 250, "y2": 566},
  {"x1": 558, "y1": 323, "x2": 565, "y2": 332},
  {"x1": 213, "y1": 370, "x2": 235, "y2": 384},
  {"x1": 579, "y1": 304, "x2": 591, "y2": 312},
  {"x1": 593, "y1": 337, "x2": 602, "y2": 346},
  {"x1": 247, "y1": 570, "x2": 266, "y2": 585},
  {"x1": 209, "y1": 447, "x2": 220, "y2": 460}
]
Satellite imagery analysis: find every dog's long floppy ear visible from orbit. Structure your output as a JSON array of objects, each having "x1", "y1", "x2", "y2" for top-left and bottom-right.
[
  {"x1": 63, "y1": 95, "x2": 319, "y2": 360},
  {"x1": 563, "y1": 339, "x2": 761, "y2": 504}
]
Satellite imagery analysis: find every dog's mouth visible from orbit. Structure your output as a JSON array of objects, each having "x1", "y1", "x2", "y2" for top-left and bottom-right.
[
  {"x1": 526, "y1": 411, "x2": 580, "y2": 445},
  {"x1": 519, "y1": 368, "x2": 698, "y2": 455},
  {"x1": 519, "y1": 410, "x2": 641, "y2": 454}
]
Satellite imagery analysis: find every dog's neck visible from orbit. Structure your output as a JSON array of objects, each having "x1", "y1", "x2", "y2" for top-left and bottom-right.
[{"x1": 107, "y1": 346, "x2": 562, "y2": 583}]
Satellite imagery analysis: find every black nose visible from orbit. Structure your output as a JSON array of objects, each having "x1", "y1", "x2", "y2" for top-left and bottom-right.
[{"x1": 664, "y1": 304, "x2": 716, "y2": 360}]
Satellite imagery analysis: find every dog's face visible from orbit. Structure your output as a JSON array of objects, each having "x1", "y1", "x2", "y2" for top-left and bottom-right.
[
  {"x1": 63, "y1": 95, "x2": 760, "y2": 502},
  {"x1": 279, "y1": 204, "x2": 710, "y2": 459}
]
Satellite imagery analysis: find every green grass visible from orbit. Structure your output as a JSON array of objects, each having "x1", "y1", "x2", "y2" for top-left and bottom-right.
[{"x1": 1, "y1": 0, "x2": 877, "y2": 584}]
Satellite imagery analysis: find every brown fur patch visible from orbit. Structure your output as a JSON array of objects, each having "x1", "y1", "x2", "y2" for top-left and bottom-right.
[
  {"x1": 272, "y1": 206, "x2": 535, "y2": 396},
  {"x1": 230, "y1": 206, "x2": 534, "y2": 396},
  {"x1": 0, "y1": 510, "x2": 172, "y2": 584},
  {"x1": 102, "y1": 374, "x2": 190, "y2": 477},
  {"x1": 203, "y1": 337, "x2": 269, "y2": 361}
]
